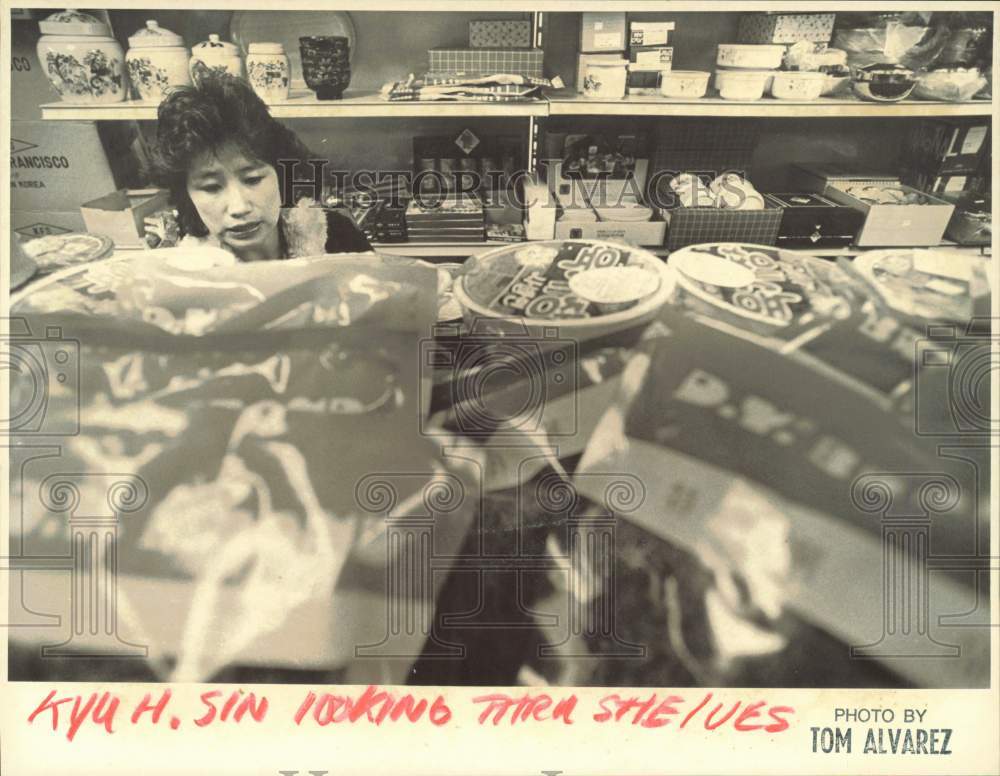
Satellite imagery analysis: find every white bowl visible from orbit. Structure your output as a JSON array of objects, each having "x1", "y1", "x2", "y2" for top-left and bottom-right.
[
  {"x1": 717, "y1": 44, "x2": 785, "y2": 70},
  {"x1": 770, "y1": 71, "x2": 826, "y2": 100},
  {"x1": 659, "y1": 69, "x2": 711, "y2": 98},
  {"x1": 715, "y1": 69, "x2": 769, "y2": 100}
]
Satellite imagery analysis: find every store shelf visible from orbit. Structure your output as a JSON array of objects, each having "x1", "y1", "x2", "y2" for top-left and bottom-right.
[
  {"x1": 40, "y1": 89, "x2": 549, "y2": 121},
  {"x1": 545, "y1": 91, "x2": 995, "y2": 118},
  {"x1": 41, "y1": 90, "x2": 992, "y2": 121},
  {"x1": 371, "y1": 241, "x2": 512, "y2": 257}
]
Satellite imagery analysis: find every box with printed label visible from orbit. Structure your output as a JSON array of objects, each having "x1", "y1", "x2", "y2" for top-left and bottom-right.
[
  {"x1": 737, "y1": 13, "x2": 836, "y2": 44},
  {"x1": 10, "y1": 21, "x2": 60, "y2": 120},
  {"x1": 10, "y1": 121, "x2": 118, "y2": 211},
  {"x1": 580, "y1": 12, "x2": 627, "y2": 53},
  {"x1": 469, "y1": 20, "x2": 532, "y2": 49},
  {"x1": 629, "y1": 46, "x2": 674, "y2": 69},
  {"x1": 555, "y1": 215, "x2": 666, "y2": 247},
  {"x1": 629, "y1": 21, "x2": 675, "y2": 47},
  {"x1": 11, "y1": 210, "x2": 88, "y2": 242},
  {"x1": 80, "y1": 188, "x2": 171, "y2": 248}
]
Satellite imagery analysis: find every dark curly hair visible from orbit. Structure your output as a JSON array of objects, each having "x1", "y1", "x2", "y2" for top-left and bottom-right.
[{"x1": 149, "y1": 73, "x2": 313, "y2": 238}]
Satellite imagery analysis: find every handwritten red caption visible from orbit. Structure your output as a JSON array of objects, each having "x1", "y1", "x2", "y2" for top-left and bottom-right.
[{"x1": 28, "y1": 688, "x2": 794, "y2": 741}]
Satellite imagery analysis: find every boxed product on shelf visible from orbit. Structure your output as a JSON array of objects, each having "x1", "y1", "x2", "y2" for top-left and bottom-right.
[
  {"x1": 554, "y1": 209, "x2": 666, "y2": 247},
  {"x1": 580, "y1": 12, "x2": 627, "y2": 53},
  {"x1": 901, "y1": 168, "x2": 987, "y2": 200},
  {"x1": 79, "y1": 188, "x2": 170, "y2": 249},
  {"x1": 662, "y1": 204, "x2": 784, "y2": 251},
  {"x1": 523, "y1": 175, "x2": 558, "y2": 240},
  {"x1": 576, "y1": 53, "x2": 629, "y2": 92},
  {"x1": 629, "y1": 21, "x2": 675, "y2": 48},
  {"x1": 469, "y1": 20, "x2": 532, "y2": 49},
  {"x1": 482, "y1": 189, "x2": 523, "y2": 225},
  {"x1": 763, "y1": 192, "x2": 865, "y2": 248},
  {"x1": 902, "y1": 119, "x2": 990, "y2": 176},
  {"x1": 427, "y1": 47, "x2": 543, "y2": 78},
  {"x1": 790, "y1": 163, "x2": 955, "y2": 247},
  {"x1": 548, "y1": 132, "x2": 650, "y2": 206},
  {"x1": 358, "y1": 200, "x2": 408, "y2": 244},
  {"x1": 737, "y1": 12, "x2": 836, "y2": 44},
  {"x1": 629, "y1": 46, "x2": 674, "y2": 69}
]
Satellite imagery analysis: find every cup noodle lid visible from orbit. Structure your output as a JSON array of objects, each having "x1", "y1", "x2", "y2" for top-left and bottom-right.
[
  {"x1": 39, "y1": 9, "x2": 110, "y2": 37},
  {"x1": 248, "y1": 42, "x2": 285, "y2": 55},
  {"x1": 129, "y1": 19, "x2": 185, "y2": 48},
  {"x1": 192, "y1": 34, "x2": 240, "y2": 56}
]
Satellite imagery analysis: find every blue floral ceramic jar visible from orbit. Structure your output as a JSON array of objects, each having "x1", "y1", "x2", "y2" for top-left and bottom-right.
[
  {"x1": 125, "y1": 20, "x2": 191, "y2": 102},
  {"x1": 36, "y1": 9, "x2": 126, "y2": 104}
]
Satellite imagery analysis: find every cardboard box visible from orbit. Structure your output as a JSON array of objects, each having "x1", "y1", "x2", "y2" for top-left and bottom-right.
[
  {"x1": 580, "y1": 12, "x2": 627, "y2": 53},
  {"x1": 10, "y1": 21, "x2": 61, "y2": 120},
  {"x1": 737, "y1": 13, "x2": 835, "y2": 44},
  {"x1": 469, "y1": 20, "x2": 532, "y2": 49},
  {"x1": 11, "y1": 209, "x2": 88, "y2": 241},
  {"x1": 11, "y1": 120, "x2": 118, "y2": 212},
  {"x1": 80, "y1": 188, "x2": 170, "y2": 248},
  {"x1": 791, "y1": 164, "x2": 954, "y2": 246},
  {"x1": 428, "y1": 48, "x2": 543, "y2": 77},
  {"x1": 629, "y1": 21, "x2": 675, "y2": 48}
]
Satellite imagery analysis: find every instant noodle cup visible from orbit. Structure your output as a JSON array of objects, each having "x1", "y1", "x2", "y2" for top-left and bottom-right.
[{"x1": 455, "y1": 239, "x2": 676, "y2": 341}]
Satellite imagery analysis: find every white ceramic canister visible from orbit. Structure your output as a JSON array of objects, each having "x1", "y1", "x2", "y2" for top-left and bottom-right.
[
  {"x1": 189, "y1": 34, "x2": 244, "y2": 84},
  {"x1": 582, "y1": 61, "x2": 628, "y2": 99},
  {"x1": 36, "y1": 9, "x2": 126, "y2": 104},
  {"x1": 125, "y1": 20, "x2": 191, "y2": 102},
  {"x1": 246, "y1": 42, "x2": 290, "y2": 103}
]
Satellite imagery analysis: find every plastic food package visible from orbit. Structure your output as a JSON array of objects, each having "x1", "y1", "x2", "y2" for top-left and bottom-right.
[
  {"x1": 914, "y1": 68, "x2": 989, "y2": 101},
  {"x1": 833, "y1": 24, "x2": 947, "y2": 71},
  {"x1": 571, "y1": 241, "x2": 990, "y2": 688},
  {"x1": 8, "y1": 249, "x2": 472, "y2": 683}
]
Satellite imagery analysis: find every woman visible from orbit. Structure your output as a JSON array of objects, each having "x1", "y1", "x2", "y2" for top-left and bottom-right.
[{"x1": 148, "y1": 73, "x2": 371, "y2": 261}]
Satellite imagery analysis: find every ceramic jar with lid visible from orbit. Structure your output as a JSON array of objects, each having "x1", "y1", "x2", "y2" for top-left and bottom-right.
[
  {"x1": 125, "y1": 20, "x2": 191, "y2": 102},
  {"x1": 189, "y1": 34, "x2": 243, "y2": 85},
  {"x1": 36, "y1": 9, "x2": 126, "y2": 104},
  {"x1": 246, "y1": 42, "x2": 290, "y2": 103}
]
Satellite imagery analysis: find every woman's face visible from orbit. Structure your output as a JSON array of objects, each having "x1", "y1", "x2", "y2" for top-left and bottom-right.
[{"x1": 187, "y1": 143, "x2": 282, "y2": 260}]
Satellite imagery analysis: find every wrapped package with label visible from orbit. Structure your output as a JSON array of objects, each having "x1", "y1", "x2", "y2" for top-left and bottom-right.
[
  {"x1": 569, "y1": 241, "x2": 990, "y2": 689},
  {"x1": 427, "y1": 47, "x2": 543, "y2": 78}
]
